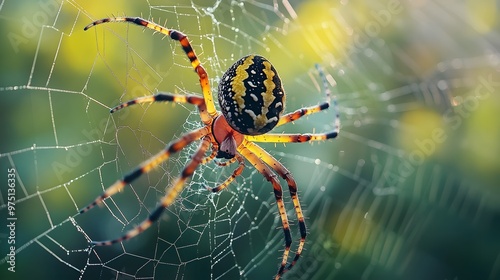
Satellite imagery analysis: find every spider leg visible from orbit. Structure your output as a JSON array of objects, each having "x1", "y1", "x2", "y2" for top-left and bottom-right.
[
  {"x1": 79, "y1": 126, "x2": 209, "y2": 214},
  {"x1": 90, "y1": 136, "x2": 212, "y2": 246},
  {"x1": 201, "y1": 144, "x2": 218, "y2": 164},
  {"x1": 200, "y1": 143, "x2": 242, "y2": 192},
  {"x1": 111, "y1": 93, "x2": 209, "y2": 120},
  {"x1": 245, "y1": 130, "x2": 338, "y2": 143},
  {"x1": 276, "y1": 64, "x2": 335, "y2": 128},
  {"x1": 201, "y1": 144, "x2": 237, "y2": 166},
  {"x1": 85, "y1": 17, "x2": 218, "y2": 120},
  {"x1": 202, "y1": 141, "x2": 238, "y2": 167},
  {"x1": 244, "y1": 141, "x2": 306, "y2": 274},
  {"x1": 214, "y1": 157, "x2": 237, "y2": 167},
  {"x1": 206, "y1": 154, "x2": 245, "y2": 192},
  {"x1": 276, "y1": 102, "x2": 330, "y2": 127},
  {"x1": 238, "y1": 141, "x2": 292, "y2": 279}
]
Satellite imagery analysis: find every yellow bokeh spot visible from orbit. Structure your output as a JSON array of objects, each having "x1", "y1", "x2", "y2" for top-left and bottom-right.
[
  {"x1": 466, "y1": 0, "x2": 497, "y2": 33},
  {"x1": 464, "y1": 97, "x2": 500, "y2": 174},
  {"x1": 397, "y1": 108, "x2": 445, "y2": 158},
  {"x1": 332, "y1": 208, "x2": 373, "y2": 254},
  {"x1": 259, "y1": 0, "x2": 348, "y2": 77}
]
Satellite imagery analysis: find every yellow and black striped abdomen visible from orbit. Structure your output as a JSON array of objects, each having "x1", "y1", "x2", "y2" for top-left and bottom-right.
[{"x1": 218, "y1": 55, "x2": 286, "y2": 135}]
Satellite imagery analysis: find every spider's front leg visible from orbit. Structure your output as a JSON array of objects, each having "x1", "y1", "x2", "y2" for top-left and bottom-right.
[
  {"x1": 85, "y1": 16, "x2": 218, "y2": 119},
  {"x1": 110, "y1": 93, "x2": 211, "y2": 124},
  {"x1": 205, "y1": 154, "x2": 245, "y2": 193}
]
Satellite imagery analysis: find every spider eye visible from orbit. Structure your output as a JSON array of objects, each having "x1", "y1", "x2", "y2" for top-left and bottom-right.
[{"x1": 218, "y1": 55, "x2": 286, "y2": 135}]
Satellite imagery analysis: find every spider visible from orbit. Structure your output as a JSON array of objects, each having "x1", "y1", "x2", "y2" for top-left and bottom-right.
[{"x1": 81, "y1": 17, "x2": 339, "y2": 279}]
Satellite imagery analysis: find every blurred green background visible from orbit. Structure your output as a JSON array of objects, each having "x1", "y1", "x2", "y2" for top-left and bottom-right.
[{"x1": 1, "y1": 0, "x2": 500, "y2": 280}]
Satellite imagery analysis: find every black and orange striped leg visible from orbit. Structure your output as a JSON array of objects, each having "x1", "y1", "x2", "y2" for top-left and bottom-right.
[
  {"x1": 214, "y1": 157, "x2": 236, "y2": 167},
  {"x1": 275, "y1": 64, "x2": 335, "y2": 127},
  {"x1": 201, "y1": 144, "x2": 239, "y2": 166},
  {"x1": 84, "y1": 17, "x2": 217, "y2": 119},
  {"x1": 200, "y1": 143, "x2": 242, "y2": 166},
  {"x1": 238, "y1": 141, "x2": 292, "y2": 280},
  {"x1": 110, "y1": 93, "x2": 210, "y2": 123},
  {"x1": 206, "y1": 154, "x2": 245, "y2": 192},
  {"x1": 201, "y1": 144, "x2": 218, "y2": 164},
  {"x1": 79, "y1": 126, "x2": 209, "y2": 215},
  {"x1": 90, "y1": 136, "x2": 212, "y2": 246},
  {"x1": 245, "y1": 141, "x2": 306, "y2": 273},
  {"x1": 276, "y1": 102, "x2": 330, "y2": 127}
]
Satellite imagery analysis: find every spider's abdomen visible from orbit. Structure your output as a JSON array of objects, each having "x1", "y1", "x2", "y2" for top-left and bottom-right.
[{"x1": 218, "y1": 55, "x2": 285, "y2": 135}]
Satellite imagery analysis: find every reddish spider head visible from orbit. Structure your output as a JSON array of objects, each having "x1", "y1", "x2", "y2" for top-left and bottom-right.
[
  {"x1": 212, "y1": 116, "x2": 245, "y2": 159},
  {"x1": 218, "y1": 55, "x2": 286, "y2": 136}
]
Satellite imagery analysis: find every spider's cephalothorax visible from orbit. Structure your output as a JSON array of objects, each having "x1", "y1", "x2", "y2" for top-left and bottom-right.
[
  {"x1": 212, "y1": 115, "x2": 244, "y2": 159},
  {"x1": 81, "y1": 16, "x2": 339, "y2": 280},
  {"x1": 218, "y1": 55, "x2": 285, "y2": 136}
]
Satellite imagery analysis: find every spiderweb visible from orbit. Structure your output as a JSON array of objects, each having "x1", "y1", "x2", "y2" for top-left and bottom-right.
[{"x1": 1, "y1": 1, "x2": 500, "y2": 280}]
